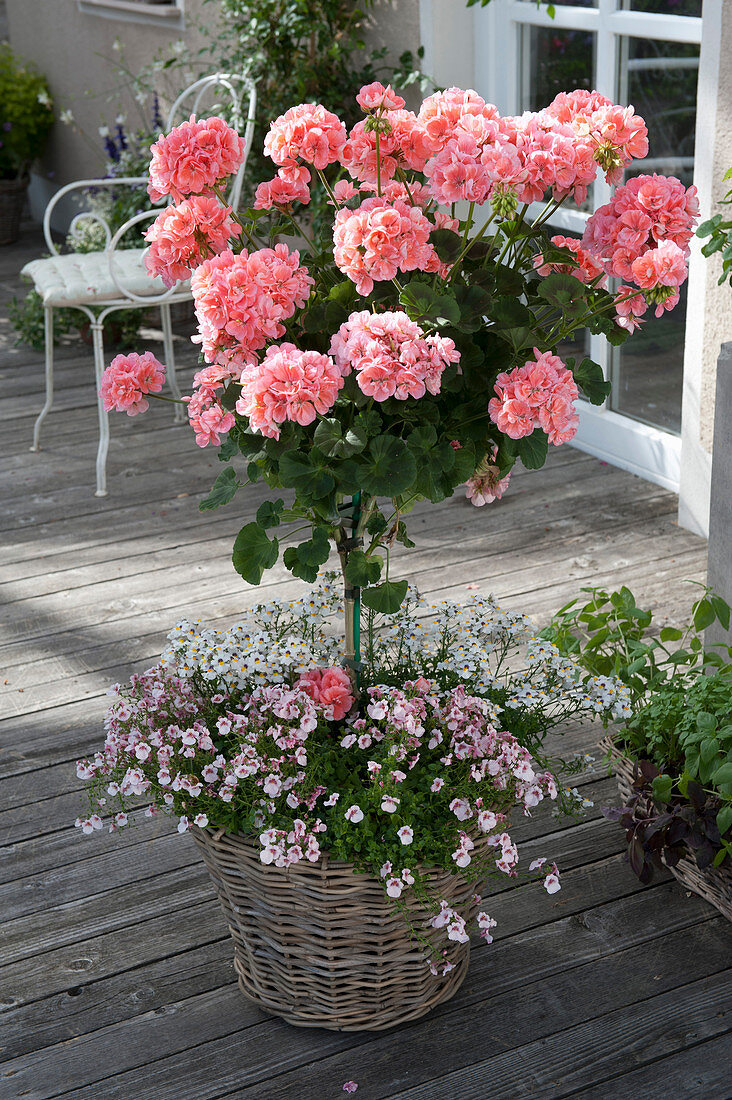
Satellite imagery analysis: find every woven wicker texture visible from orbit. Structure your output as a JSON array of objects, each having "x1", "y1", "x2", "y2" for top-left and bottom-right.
[
  {"x1": 0, "y1": 178, "x2": 28, "y2": 246},
  {"x1": 601, "y1": 736, "x2": 732, "y2": 921},
  {"x1": 192, "y1": 826, "x2": 482, "y2": 1031}
]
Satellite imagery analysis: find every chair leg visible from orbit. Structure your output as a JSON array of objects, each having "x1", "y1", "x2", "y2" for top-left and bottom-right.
[
  {"x1": 30, "y1": 306, "x2": 55, "y2": 452},
  {"x1": 160, "y1": 302, "x2": 186, "y2": 423},
  {"x1": 91, "y1": 321, "x2": 110, "y2": 497}
]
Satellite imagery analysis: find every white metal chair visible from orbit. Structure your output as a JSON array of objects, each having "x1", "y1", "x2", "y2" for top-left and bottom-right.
[{"x1": 24, "y1": 73, "x2": 257, "y2": 496}]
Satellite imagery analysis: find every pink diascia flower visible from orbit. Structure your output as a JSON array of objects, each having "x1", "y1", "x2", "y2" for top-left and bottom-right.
[
  {"x1": 357, "y1": 81, "x2": 405, "y2": 112},
  {"x1": 264, "y1": 103, "x2": 347, "y2": 169},
  {"x1": 237, "y1": 343, "x2": 345, "y2": 440},
  {"x1": 488, "y1": 349, "x2": 579, "y2": 447},
  {"x1": 99, "y1": 351, "x2": 166, "y2": 416},
  {"x1": 332, "y1": 196, "x2": 439, "y2": 295},
  {"x1": 191, "y1": 245, "x2": 314, "y2": 370},
  {"x1": 144, "y1": 195, "x2": 241, "y2": 287},
  {"x1": 397, "y1": 825, "x2": 414, "y2": 845},
  {"x1": 294, "y1": 666, "x2": 354, "y2": 721},
  {"x1": 343, "y1": 1082, "x2": 359, "y2": 1094},
  {"x1": 345, "y1": 805, "x2": 364, "y2": 823},
  {"x1": 330, "y1": 310, "x2": 460, "y2": 402},
  {"x1": 148, "y1": 115, "x2": 248, "y2": 203}
]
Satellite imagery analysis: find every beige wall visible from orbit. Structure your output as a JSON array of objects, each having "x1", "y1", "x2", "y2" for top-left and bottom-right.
[
  {"x1": 6, "y1": 0, "x2": 216, "y2": 186},
  {"x1": 679, "y1": 0, "x2": 732, "y2": 537}
]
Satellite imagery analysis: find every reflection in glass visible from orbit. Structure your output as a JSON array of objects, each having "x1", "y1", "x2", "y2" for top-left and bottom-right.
[
  {"x1": 519, "y1": 26, "x2": 596, "y2": 114},
  {"x1": 619, "y1": 36, "x2": 699, "y2": 189},
  {"x1": 609, "y1": 34, "x2": 697, "y2": 433},
  {"x1": 610, "y1": 282, "x2": 688, "y2": 434},
  {"x1": 621, "y1": 0, "x2": 701, "y2": 15}
]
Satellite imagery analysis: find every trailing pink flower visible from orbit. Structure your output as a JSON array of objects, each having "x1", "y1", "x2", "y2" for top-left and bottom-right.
[
  {"x1": 99, "y1": 351, "x2": 166, "y2": 416},
  {"x1": 191, "y1": 246, "x2": 314, "y2": 369},
  {"x1": 144, "y1": 195, "x2": 241, "y2": 287},
  {"x1": 264, "y1": 103, "x2": 347, "y2": 169},
  {"x1": 237, "y1": 343, "x2": 344, "y2": 439},
  {"x1": 330, "y1": 310, "x2": 460, "y2": 402},
  {"x1": 148, "y1": 115, "x2": 248, "y2": 203},
  {"x1": 185, "y1": 388, "x2": 235, "y2": 448},
  {"x1": 489, "y1": 349, "x2": 579, "y2": 447}
]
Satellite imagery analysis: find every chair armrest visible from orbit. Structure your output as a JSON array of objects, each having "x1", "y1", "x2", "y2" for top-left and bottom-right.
[{"x1": 43, "y1": 176, "x2": 152, "y2": 255}]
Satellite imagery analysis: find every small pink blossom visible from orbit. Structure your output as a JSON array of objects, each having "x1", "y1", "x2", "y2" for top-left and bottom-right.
[
  {"x1": 357, "y1": 82, "x2": 405, "y2": 112},
  {"x1": 345, "y1": 804, "x2": 364, "y2": 823},
  {"x1": 343, "y1": 1083, "x2": 359, "y2": 1094},
  {"x1": 397, "y1": 825, "x2": 414, "y2": 845},
  {"x1": 544, "y1": 872, "x2": 561, "y2": 894}
]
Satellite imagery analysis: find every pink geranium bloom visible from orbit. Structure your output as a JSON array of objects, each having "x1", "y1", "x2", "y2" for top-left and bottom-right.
[
  {"x1": 264, "y1": 103, "x2": 347, "y2": 169},
  {"x1": 144, "y1": 195, "x2": 241, "y2": 287},
  {"x1": 254, "y1": 164, "x2": 311, "y2": 210},
  {"x1": 237, "y1": 343, "x2": 344, "y2": 440},
  {"x1": 148, "y1": 115, "x2": 247, "y2": 203},
  {"x1": 99, "y1": 351, "x2": 166, "y2": 416},
  {"x1": 489, "y1": 349, "x2": 579, "y2": 447},
  {"x1": 295, "y1": 666, "x2": 354, "y2": 720},
  {"x1": 357, "y1": 81, "x2": 405, "y2": 112}
]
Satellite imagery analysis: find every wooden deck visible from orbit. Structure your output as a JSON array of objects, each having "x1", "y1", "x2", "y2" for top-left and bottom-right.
[{"x1": 1, "y1": 224, "x2": 730, "y2": 1100}]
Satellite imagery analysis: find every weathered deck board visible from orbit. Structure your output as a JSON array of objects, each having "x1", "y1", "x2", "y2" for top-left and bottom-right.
[{"x1": 0, "y1": 224, "x2": 729, "y2": 1100}]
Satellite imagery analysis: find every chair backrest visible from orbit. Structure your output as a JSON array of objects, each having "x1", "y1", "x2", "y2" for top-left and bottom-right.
[{"x1": 165, "y1": 73, "x2": 258, "y2": 212}]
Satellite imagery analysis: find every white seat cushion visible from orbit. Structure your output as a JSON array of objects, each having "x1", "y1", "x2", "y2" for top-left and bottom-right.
[{"x1": 21, "y1": 249, "x2": 190, "y2": 307}]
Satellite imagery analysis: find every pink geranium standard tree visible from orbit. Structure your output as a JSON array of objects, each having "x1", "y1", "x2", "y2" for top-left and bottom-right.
[{"x1": 101, "y1": 84, "x2": 697, "y2": 665}]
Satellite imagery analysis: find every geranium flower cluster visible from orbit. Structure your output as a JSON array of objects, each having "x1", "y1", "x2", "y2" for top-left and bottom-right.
[
  {"x1": 332, "y1": 196, "x2": 440, "y2": 295},
  {"x1": 534, "y1": 235, "x2": 606, "y2": 288},
  {"x1": 582, "y1": 173, "x2": 699, "y2": 325},
  {"x1": 190, "y1": 245, "x2": 314, "y2": 369},
  {"x1": 77, "y1": 576, "x2": 629, "y2": 965},
  {"x1": 330, "y1": 310, "x2": 460, "y2": 401},
  {"x1": 488, "y1": 349, "x2": 580, "y2": 446},
  {"x1": 144, "y1": 195, "x2": 242, "y2": 288},
  {"x1": 148, "y1": 114, "x2": 248, "y2": 203},
  {"x1": 464, "y1": 444, "x2": 512, "y2": 506},
  {"x1": 237, "y1": 343, "x2": 345, "y2": 438},
  {"x1": 99, "y1": 351, "x2": 166, "y2": 416}
]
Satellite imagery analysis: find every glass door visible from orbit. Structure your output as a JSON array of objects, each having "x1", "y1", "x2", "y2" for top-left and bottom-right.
[{"x1": 474, "y1": 0, "x2": 703, "y2": 490}]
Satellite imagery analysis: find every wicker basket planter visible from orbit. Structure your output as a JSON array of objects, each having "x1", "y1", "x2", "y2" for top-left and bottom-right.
[
  {"x1": 0, "y1": 175, "x2": 29, "y2": 246},
  {"x1": 601, "y1": 736, "x2": 732, "y2": 920},
  {"x1": 192, "y1": 825, "x2": 483, "y2": 1031}
]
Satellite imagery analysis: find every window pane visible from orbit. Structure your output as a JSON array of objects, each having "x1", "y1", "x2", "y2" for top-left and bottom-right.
[
  {"x1": 519, "y1": 26, "x2": 596, "y2": 114},
  {"x1": 619, "y1": 36, "x2": 699, "y2": 188},
  {"x1": 609, "y1": 282, "x2": 687, "y2": 434},
  {"x1": 621, "y1": 1, "x2": 701, "y2": 15}
]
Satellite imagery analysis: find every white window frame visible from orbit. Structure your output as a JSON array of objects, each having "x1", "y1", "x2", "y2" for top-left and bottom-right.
[
  {"x1": 474, "y1": 0, "x2": 702, "y2": 492},
  {"x1": 78, "y1": 0, "x2": 184, "y2": 28}
]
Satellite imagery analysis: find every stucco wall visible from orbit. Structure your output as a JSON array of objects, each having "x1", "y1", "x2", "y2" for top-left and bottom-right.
[
  {"x1": 679, "y1": 0, "x2": 732, "y2": 537},
  {"x1": 6, "y1": 0, "x2": 215, "y2": 187}
]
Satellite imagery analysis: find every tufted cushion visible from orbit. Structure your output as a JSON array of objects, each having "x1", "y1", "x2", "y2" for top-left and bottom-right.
[{"x1": 21, "y1": 249, "x2": 191, "y2": 306}]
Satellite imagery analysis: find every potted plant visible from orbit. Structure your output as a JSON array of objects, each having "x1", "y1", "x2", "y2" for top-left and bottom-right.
[
  {"x1": 0, "y1": 44, "x2": 54, "y2": 244},
  {"x1": 77, "y1": 81, "x2": 699, "y2": 1025},
  {"x1": 544, "y1": 585, "x2": 732, "y2": 918}
]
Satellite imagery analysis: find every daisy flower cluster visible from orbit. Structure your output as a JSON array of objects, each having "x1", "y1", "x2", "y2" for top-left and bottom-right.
[{"x1": 76, "y1": 576, "x2": 627, "y2": 966}]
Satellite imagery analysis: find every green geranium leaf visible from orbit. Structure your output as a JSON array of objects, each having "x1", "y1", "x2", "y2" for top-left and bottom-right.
[
  {"x1": 313, "y1": 418, "x2": 369, "y2": 459},
  {"x1": 430, "y1": 228, "x2": 462, "y2": 262},
  {"x1": 573, "y1": 357, "x2": 611, "y2": 405},
  {"x1": 279, "y1": 452, "x2": 335, "y2": 499},
  {"x1": 218, "y1": 434, "x2": 239, "y2": 462},
  {"x1": 256, "y1": 499, "x2": 284, "y2": 529},
  {"x1": 515, "y1": 430, "x2": 549, "y2": 470},
  {"x1": 537, "y1": 272, "x2": 586, "y2": 319},
  {"x1": 490, "y1": 298, "x2": 533, "y2": 328},
  {"x1": 360, "y1": 435, "x2": 417, "y2": 497},
  {"x1": 219, "y1": 383, "x2": 240, "y2": 411},
  {"x1": 361, "y1": 579, "x2": 409, "y2": 614},
  {"x1": 232, "y1": 523, "x2": 279, "y2": 584},
  {"x1": 199, "y1": 467, "x2": 239, "y2": 512},
  {"x1": 282, "y1": 526, "x2": 332, "y2": 582},
  {"x1": 345, "y1": 550, "x2": 383, "y2": 587}
]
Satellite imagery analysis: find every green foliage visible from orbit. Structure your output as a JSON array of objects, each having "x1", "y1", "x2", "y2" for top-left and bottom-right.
[
  {"x1": 545, "y1": 584, "x2": 732, "y2": 867},
  {"x1": 0, "y1": 44, "x2": 54, "y2": 179},
  {"x1": 697, "y1": 166, "x2": 732, "y2": 287}
]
